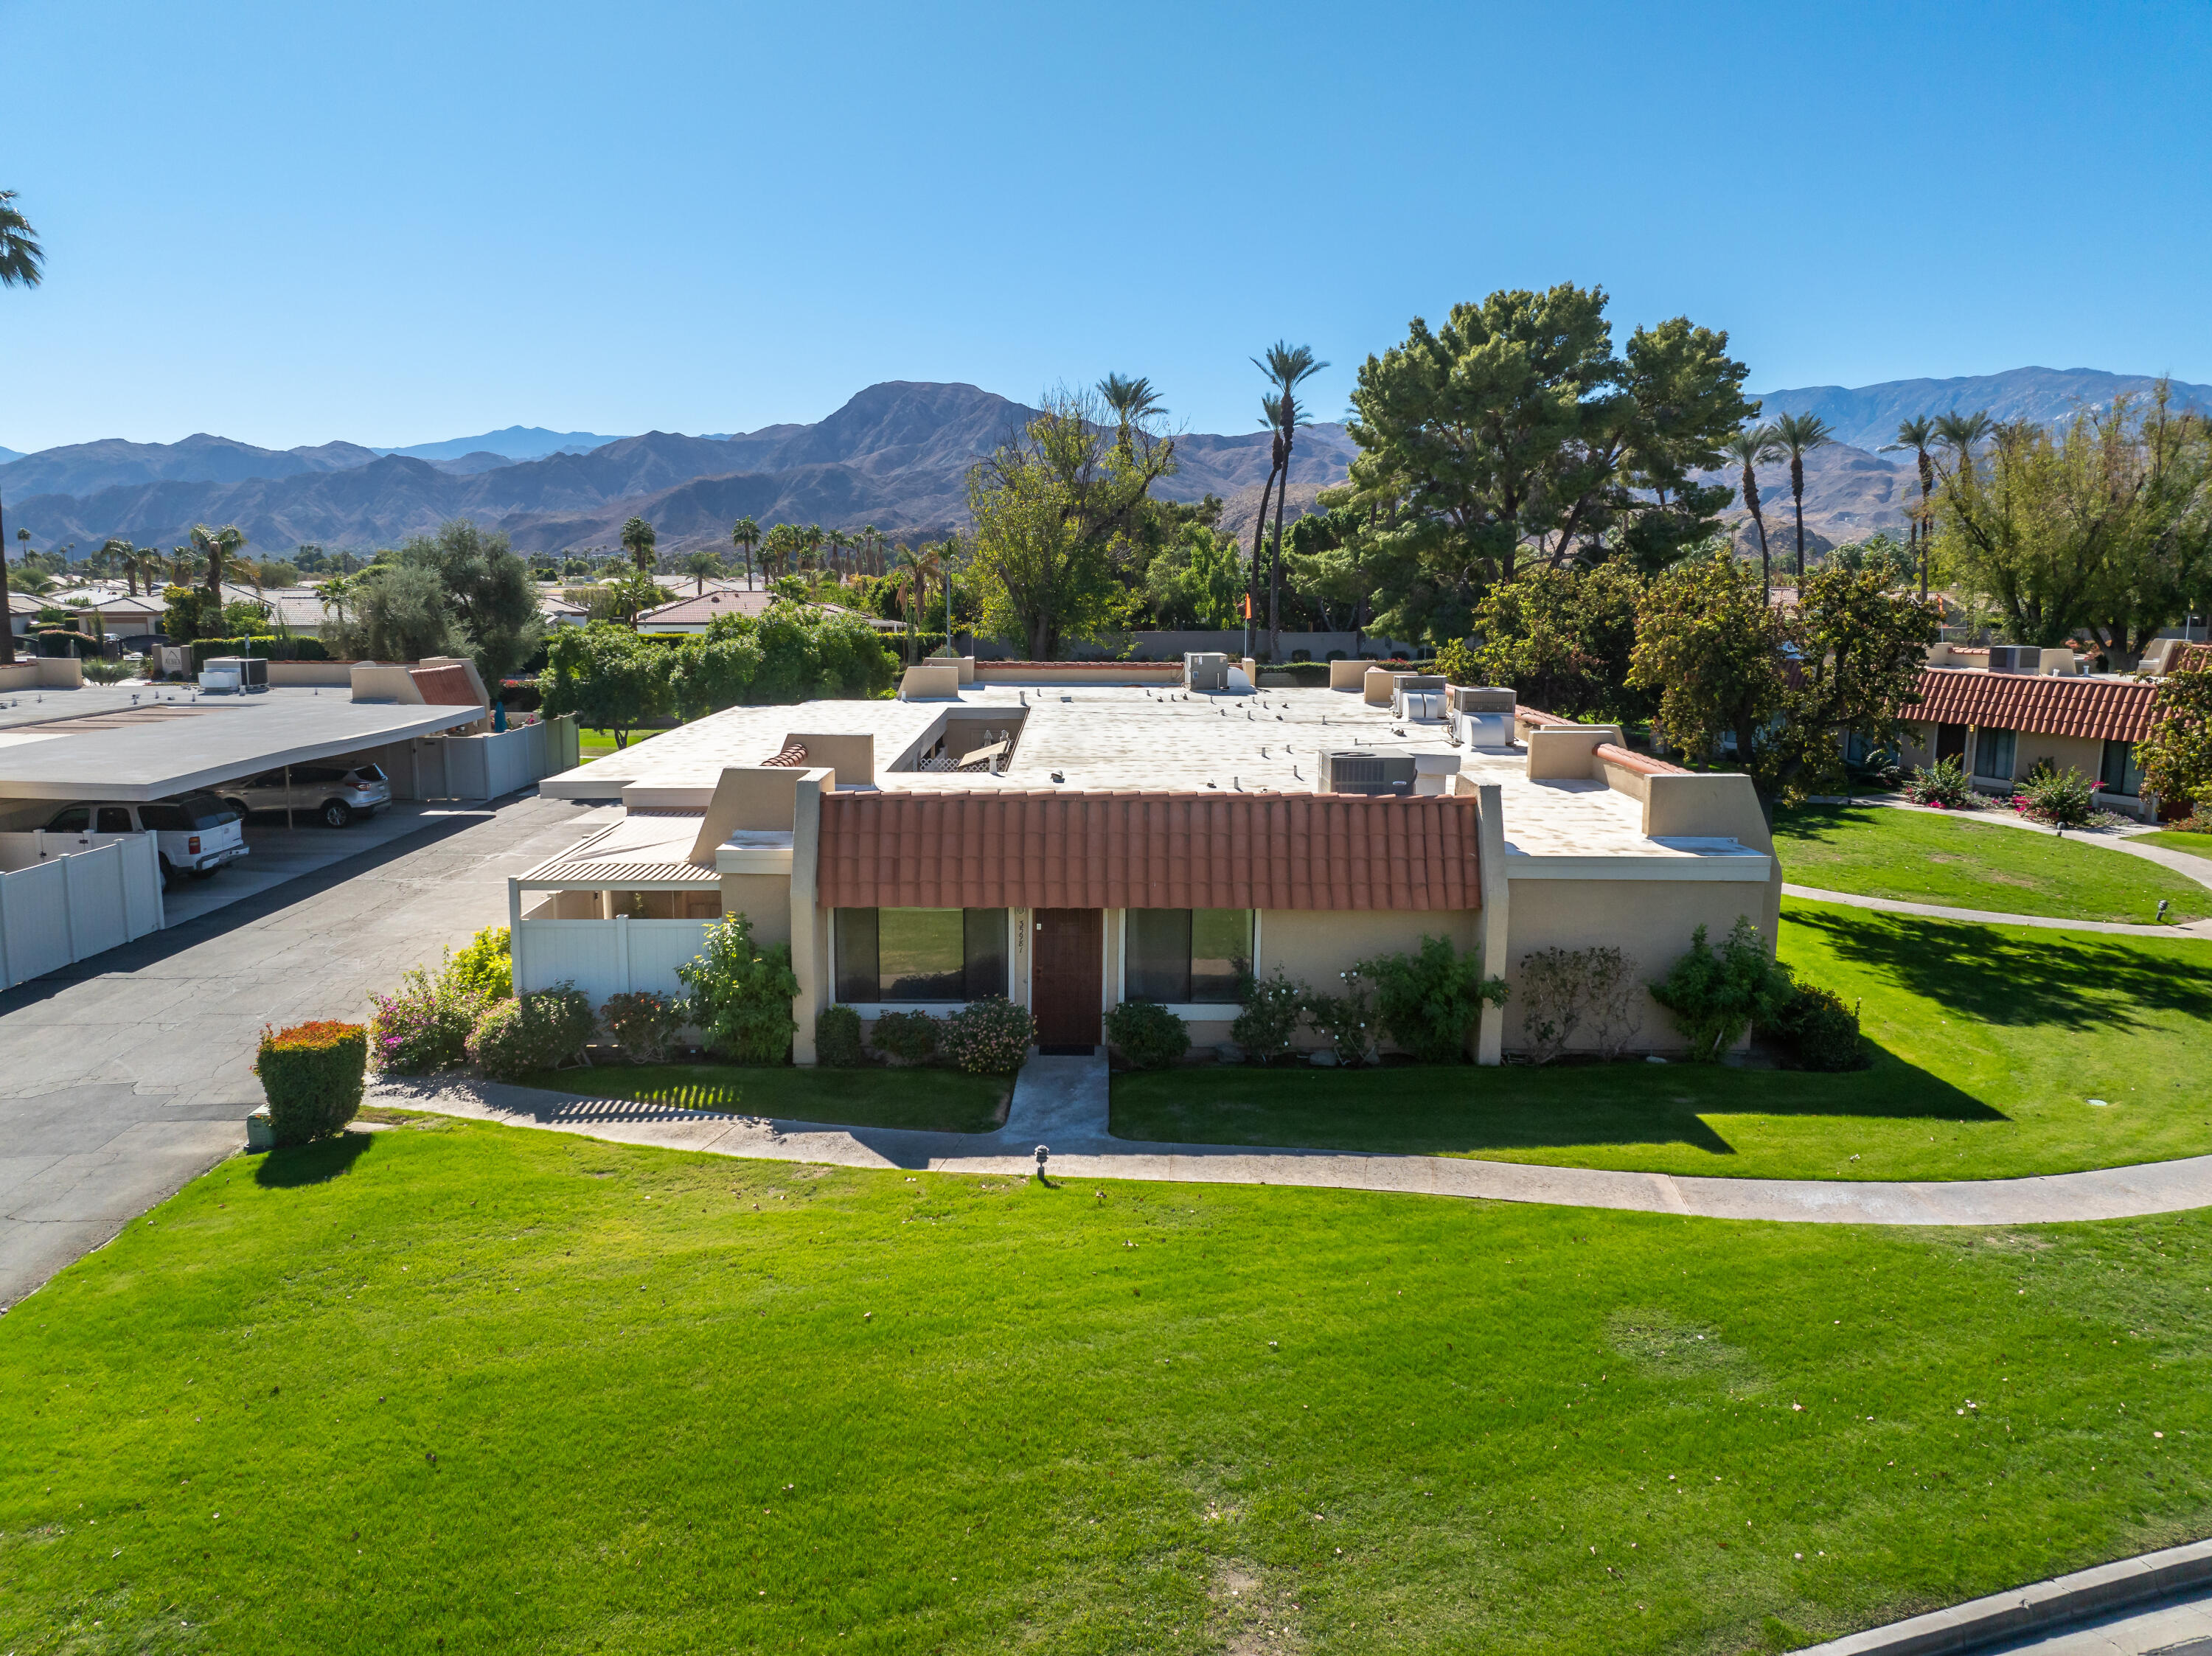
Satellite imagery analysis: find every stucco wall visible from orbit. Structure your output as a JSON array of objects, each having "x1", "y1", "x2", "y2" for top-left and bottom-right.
[
  {"x1": 1501, "y1": 878, "x2": 1771, "y2": 1056},
  {"x1": 720, "y1": 874, "x2": 793, "y2": 945}
]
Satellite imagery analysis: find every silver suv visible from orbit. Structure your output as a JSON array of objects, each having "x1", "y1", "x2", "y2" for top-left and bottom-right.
[{"x1": 218, "y1": 762, "x2": 391, "y2": 828}]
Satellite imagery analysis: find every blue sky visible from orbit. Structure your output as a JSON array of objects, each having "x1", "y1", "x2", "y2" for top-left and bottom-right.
[{"x1": 5, "y1": 0, "x2": 2209, "y2": 452}]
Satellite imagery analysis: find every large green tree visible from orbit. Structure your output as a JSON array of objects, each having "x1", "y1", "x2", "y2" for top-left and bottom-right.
[
  {"x1": 1767, "y1": 562, "x2": 1941, "y2": 799},
  {"x1": 1628, "y1": 550, "x2": 1787, "y2": 778},
  {"x1": 540, "y1": 623, "x2": 670, "y2": 748},
  {"x1": 1447, "y1": 558, "x2": 1652, "y2": 725},
  {"x1": 967, "y1": 388, "x2": 1177, "y2": 658},
  {"x1": 1343, "y1": 284, "x2": 1752, "y2": 644},
  {"x1": 395, "y1": 520, "x2": 544, "y2": 682}
]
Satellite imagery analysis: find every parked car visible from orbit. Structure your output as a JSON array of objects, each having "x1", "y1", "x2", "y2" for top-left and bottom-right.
[
  {"x1": 217, "y1": 762, "x2": 390, "y2": 828},
  {"x1": 42, "y1": 792, "x2": 250, "y2": 884}
]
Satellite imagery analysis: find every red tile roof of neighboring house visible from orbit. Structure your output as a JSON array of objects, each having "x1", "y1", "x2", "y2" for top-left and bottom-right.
[
  {"x1": 1907, "y1": 668, "x2": 2157, "y2": 742},
  {"x1": 818, "y1": 790, "x2": 1482, "y2": 912},
  {"x1": 1516, "y1": 705, "x2": 1578, "y2": 730},
  {"x1": 1595, "y1": 742, "x2": 1689, "y2": 777}
]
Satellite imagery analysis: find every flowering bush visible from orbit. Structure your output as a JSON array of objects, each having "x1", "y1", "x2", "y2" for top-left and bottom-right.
[
  {"x1": 1305, "y1": 969, "x2": 1380, "y2": 1067},
  {"x1": 1231, "y1": 969, "x2": 1310, "y2": 1064},
  {"x1": 1103, "y1": 1000, "x2": 1190, "y2": 1071},
  {"x1": 600, "y1": 990, "x2": 687, "y2": 1062},
  {"x1": 467, "y1": 985, "x2": 595, "y2": 1081},
  {"x1": 366, "y1": 959, "x2": 481, "y2": 1074},
  {"x1": 254, "y1": 1020, "x2": 368, "y2": 1145},
  {"x1": 2013, "y1": 765, "x2": 2098, "y2": 829},
  {"x1": 941, "y1": 995, "x2": 1034, "y2": 1074},
  {"x1": 1902, "y1": 754, "x2": 1978, "y2": 810},
  {"x1": 868, "y1": 1009, "x2": 941, "y2": 1065}
]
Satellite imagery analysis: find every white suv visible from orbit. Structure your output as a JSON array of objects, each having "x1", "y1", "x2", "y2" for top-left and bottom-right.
[
  {"x1": 43, "y1": 793, "x2": 251, "y2": 884},
  {"x1": 218, "y1": 762, "x2": 391, "y2": 828}
]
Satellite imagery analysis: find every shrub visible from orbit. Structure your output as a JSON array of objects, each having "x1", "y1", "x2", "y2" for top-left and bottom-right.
[
  {"x1": 869, "y1": 1009, "x2": 942, "y2": 1065},
  {"x1": 467, "y1": 985, "x2": 596, "y2": 1081},
  {"x1": 675, "y1": 912, "x2": 801, "y2": 1065},
  {"x1": 2013, "y1": 765, "x2": 2098, "y2": 829},
  {"x1": 941, "y1": 996, "x2": 1034, "y2": 1074},
  {"x1": 1304, "y1": 969, "x2": 1379, "y2": 1067},
  {"x1": 815, "y1": 1003, "x2": 866, "y2": 1068},
  {"x1": 366, "y1": 956, "x2": 483, "y2": 1074},
  {"x1": 1517, "y1": 946, "x2": 1642, "y2": 1064},
  {"x1": 1902, "y1": 754, "x2": 1978, "y2": 810},
  {"x1": 1760, "y1": 973, "x2": 1868, "y2": 1072},
  {"x1": 1231, "y1": 968, "x2": 1309, "y2": 1064},
  {"x1": 254, "y1": 1020, "x2": 368, "y2": 1146},
  {"x1": 1433, "y1": 637, "x2": 1481, "y2": 686},
  {"x1": 1359, "y1": 936, "x2": 1509, "y2": 1065},
  {"x1": 1104, "y1": 1001, "x2": 1190, "y2": 1070},
  {"x1": 602, "y1": 990, "x2": 687, "y2": 1062},
  {"x1": 1649, "y1": 916, "x2": 1790, "y2": 1062},
  {"x1": 443, "y1": 926, "x2": 512, "y2": 1003},
  {"x1": 82, "y1": 657, "x2": 137, "y2": 684}
]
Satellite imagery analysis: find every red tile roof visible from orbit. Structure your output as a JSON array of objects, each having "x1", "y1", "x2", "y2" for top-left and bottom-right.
[
  {"x1": 1907, "y1": 668, "x2": 2157, "y2": 742},
  {"x1": 1595, "y1": 742, "x2": 1689, "y2": 777},
  {"x1": 818, "y1": 790, "x2": 1481, "y2": 912}
]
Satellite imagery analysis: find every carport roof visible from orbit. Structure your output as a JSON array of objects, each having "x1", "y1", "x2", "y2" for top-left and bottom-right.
[{"x1": 0, "y1": 684, "x2": 484, "y2": 801}]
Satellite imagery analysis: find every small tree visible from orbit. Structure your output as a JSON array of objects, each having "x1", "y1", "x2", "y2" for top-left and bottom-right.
[
  {"x1": 676, "y1": 913, "x2": 800, "y2": 1065},
  {"x1": 2140, "y1": 661, "x2": 2212, "y2": 812},
  {"x1": 621, "y1": 515, "x2": 658, "y2": 575},
  {"x1": 1357, "y1": 936, "x2": 1507, "y2": 1064},
  {"x1": 1629, "y1": 548, "x2": 1786, "y2": 773},
  {"x1": 1648, "y1": 917, "x2": 1787, "y2": 1062},
  {"x1": 540, "y1": 622, "x2": 671, "y2": 747}
]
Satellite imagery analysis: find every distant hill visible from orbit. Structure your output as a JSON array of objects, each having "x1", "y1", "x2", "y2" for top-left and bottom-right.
[
  {"x1": 374, "y1": 425, "x2": 635, "y2": 462},
  {"x1": 2, "y1": 381, "x2": 1332, "y2": 554},
  {"x1": 1748, "y1": 366, "x2": 2212, "y2": 450}
]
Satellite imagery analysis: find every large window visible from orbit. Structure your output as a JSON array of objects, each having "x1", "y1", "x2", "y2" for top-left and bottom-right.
[
  {"x1": 1125, "y1": 909, "x2": 1252, "y2": 1004},
  {"x1": 2101, "y1": 739, "x2": 2143, "y2": 798},
  {"x1": 835, "y1": 908, "x2": 1007, "y2": 1003},
  {"x1": 1974, "y1": 726, "x2": 2017, "y2": 780}
]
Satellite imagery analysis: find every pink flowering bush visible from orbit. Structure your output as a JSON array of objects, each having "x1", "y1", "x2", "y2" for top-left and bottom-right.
[
  {"x1": 2013, "y1": 765, "x2": 2098, "y2": 829},
  {"x1": 366, "y1": 958, "x2": 482, "y2": 1074},
  {"x1": 1902, "y1": 754, "x2": 1978, "y2": 810},
  {"x1": 940, "y1": 995, "x2": 1034, "y2": 1075}
]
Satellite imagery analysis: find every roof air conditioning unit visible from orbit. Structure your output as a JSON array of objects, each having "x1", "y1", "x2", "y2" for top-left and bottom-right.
[
  {"x1": 1457, "y1": 712, "x2": 1515, "y2": 749},
  {"x1": 1985, "y1": 645, "x2": 2037, "y2": 674},
  {"x1": 1184, "y1": 652, "x2": 1228, "y2": 692},
  {"x1": 201, "y1": 655, "x2": 268, "y2": 692},
  {"x1": 1317, "y1": 751, "x2": 1416, "y2": 796},
  {"x1": 1448, "y1": 685, "x2": 1516, "y2": 716}
]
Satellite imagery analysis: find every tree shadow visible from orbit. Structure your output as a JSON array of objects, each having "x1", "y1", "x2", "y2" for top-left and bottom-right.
[
  {"x1": 1791, "y1": 908, "x2": 2212, "y2": 1034},
  {"x1": 253, "y1": 1129, "x2": 376, "y2": 1187}
]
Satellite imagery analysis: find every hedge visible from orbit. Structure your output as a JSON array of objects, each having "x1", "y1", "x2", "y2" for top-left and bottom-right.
[
  {"x1": 254, "y1": 1020, "x2": 368, "y2": 1145},
  {"x1": 187, "y1": 636, "x2": 333, "y2": 669}
]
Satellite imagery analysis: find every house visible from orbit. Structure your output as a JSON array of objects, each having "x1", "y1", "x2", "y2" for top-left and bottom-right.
[
  {"x1": 1893, "y1": 647, "x2": 2163, "y2": 818},
  {"x1": 512, "y1": 667, "x2": 1781, "y2": 1065},
  {"x1": 633, "y1": 590, "x2": 900, "y2": 636}
]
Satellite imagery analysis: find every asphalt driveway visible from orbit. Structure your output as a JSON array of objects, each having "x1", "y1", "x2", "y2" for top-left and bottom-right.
[{"x1": 0, "y1": 791, "x2": 592, "y2": 1308}]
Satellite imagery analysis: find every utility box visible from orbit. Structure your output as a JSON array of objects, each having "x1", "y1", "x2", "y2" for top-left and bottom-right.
[
  {"x1": 201, "y1": 655, "x2": 268, "y2": 693},
  {"x1": 1184, "y1": 652, "x2": 1228, "y2": 692},
  {"x1": 1317, "y1": 751, "x2": 1417, "y2": 796},
  {"x1": 1448, "y1": 684, "x2": 1516, "y2": 715}
]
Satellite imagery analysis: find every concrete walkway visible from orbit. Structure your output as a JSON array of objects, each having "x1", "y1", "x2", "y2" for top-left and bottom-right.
[
  {"x1": 376, "y1": 1051, "x2": 2212, "y2": 1228},
  {"x1": 1783, "y1": 883, "x2": 2212, "y2": 939}
]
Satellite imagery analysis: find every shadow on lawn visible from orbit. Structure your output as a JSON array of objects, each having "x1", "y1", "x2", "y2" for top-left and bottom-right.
[
  {"x1": 254, "y1": 1130, "x2": 375, "y2": 1187},
  {"x1": 1793, "y1": 908, "x2": 2212, "y2": 1033}
]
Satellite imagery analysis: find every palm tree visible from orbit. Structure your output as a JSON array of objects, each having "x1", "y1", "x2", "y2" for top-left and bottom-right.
[
  {"x1": 1249, "y1": 341, "x2": 1328, "y2": 659},
  {"x1": 1769, "y1": 412, "x2": 1832, "y2": 590},
  {"x1": 190, "y1": 523, "x2": 247, "y2": 605},
  {"x1": 319, "y1": 573, "x2": 356, "y2": 631},
  {"x1": 861, "y1": 523, "x2": 883, "y2": 577},
  {"x1": 826, "y1": 527, "x2": 851, "y2": 580},
  {"x1": 620, "y1": 515, "x2": 657, "y2": 577},
  {"x1": 1885, "y1": 416, "x2": 1940, "y2": 597},
  {"x1": 730, "y1": 515, "x2": 760, "y2": 588},
  {"x1": 1933, "y1": 408, "x2": 1994, "y2": 486},
  {"x1": 684, "y1": 549, "x2": 724, "y2": 595},
  {"x1": 1096, "y1": 373, "x2": 1165, "y2": 453},
  {"x1": 801, "y1": 523, "x2": 824, "y2": 576},
  {"x1": 1722, "y1": 425, "x2": 1781, "y2": 597},
  {"x1": 0, "y1": 189, "x2": 44, "y2": 664}
]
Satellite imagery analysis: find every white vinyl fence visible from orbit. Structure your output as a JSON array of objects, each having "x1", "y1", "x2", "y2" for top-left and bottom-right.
[
  {"x1": 0, "y1": 835, "x2": 165, "y2": 989},
  {"x1": 513, "y1": 916, "x2": 714, "y2": 1003},
  {"x1": 369, "y1": 716, "x2": 582, "y2": 804}
]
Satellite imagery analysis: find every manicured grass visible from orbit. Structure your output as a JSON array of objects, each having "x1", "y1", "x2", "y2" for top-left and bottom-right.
[
  {"x1": 7, "y1": 1118, "x2": 2212, "y2": 1654},
  {"x1": 515, "y1": 1062, "x2": 1011, "y2": 1133},
  {"x1": 1111, "y1": 901, "x2": 2212, "y2": 1182},
  {"x1": 2134, "y1": 829, "x2": 2212, "y2": 862},
  {"x1": 577, "y1": 726, "x2": 664, "y2": 758},
  {"x1": 1772, "y1": 803, "x2": 2211, "y2": 924}
]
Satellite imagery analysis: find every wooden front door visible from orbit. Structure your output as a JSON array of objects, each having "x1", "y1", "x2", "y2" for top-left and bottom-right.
[{"x1": 1031, "y1": 908, "x2": 1102, "y2": 1051}]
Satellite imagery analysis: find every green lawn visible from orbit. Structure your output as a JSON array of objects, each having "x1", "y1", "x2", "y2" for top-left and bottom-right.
[
  {"x1": 515, "y1": 1062, "x2": 1011, "y2": 1133},
  {"x1": 7, "y1": 1117, "x2": 2212, "y2": 1655},
  {"x1": 1771, "y1": 804, "x2": 2211, "y2": 924},
  {"x1": 2134, "y1": 829, "x2": 2212, "y2": 862},
  {"x1": 577, "y1": 727, "x2": 665, "y2": 758},
  {"x1": 1111, "y1": 901, "x2": 2212, "y2": 1182}
]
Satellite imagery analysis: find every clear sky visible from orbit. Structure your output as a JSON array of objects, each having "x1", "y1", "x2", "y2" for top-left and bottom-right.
[{"x1": 6, "y1": 0, "x2": 2210, "y2": 453}]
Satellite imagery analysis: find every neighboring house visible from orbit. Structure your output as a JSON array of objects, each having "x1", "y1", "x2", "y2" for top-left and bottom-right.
[
  {"x1": 634, "y1": 591, "x2": 899, "y2": 635},
  {"x1": 511, "y1": 665, "x2": 1781, "y2": 1065},
  {"x1": 1893, "y1": 647, "x2": 2162, "y2": 819}
]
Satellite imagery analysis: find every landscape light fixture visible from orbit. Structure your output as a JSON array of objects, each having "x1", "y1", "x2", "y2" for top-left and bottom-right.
[{"x1": 1034, "y1": 1145, "x2": 1050, "y2": 1180}]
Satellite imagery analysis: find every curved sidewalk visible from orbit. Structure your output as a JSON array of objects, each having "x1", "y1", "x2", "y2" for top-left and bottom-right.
[
  {"x1": 1783, "y1": 883, "x2": 2212, "y2": 937},
  {"x1": 373, "y1": 1057, "x2": 2212, "y2": 1228}
]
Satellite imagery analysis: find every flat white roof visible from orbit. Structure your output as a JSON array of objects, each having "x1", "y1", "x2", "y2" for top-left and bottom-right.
[{"x1": 0, "y1": 684, "x2": 483, "y2": 801}]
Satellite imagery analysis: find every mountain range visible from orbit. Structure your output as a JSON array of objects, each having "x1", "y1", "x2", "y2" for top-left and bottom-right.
[
  {"x1": 1, "y1": 365, "x2": 2194, "y2": 563},
  {"x1": 1, "y1": 381, "x2": 1354, "y2": 557}
]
